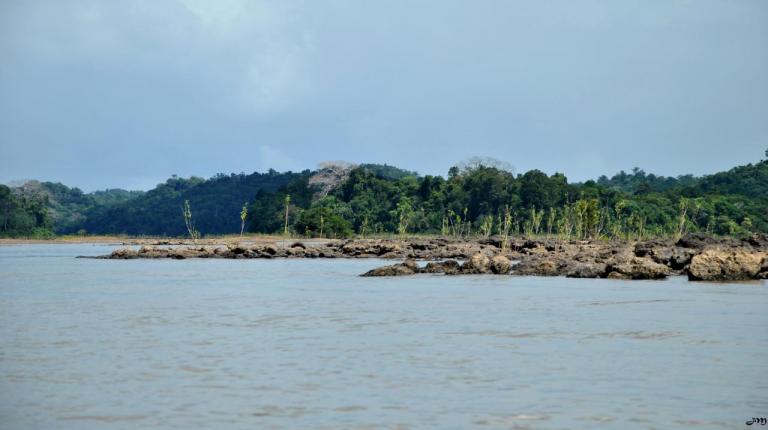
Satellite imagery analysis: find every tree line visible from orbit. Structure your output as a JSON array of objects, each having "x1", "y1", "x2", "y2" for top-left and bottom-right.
[
  {"x1": 247, "y1": 156, "x2": 768, "y2": 240},
  {"x1": 2, "y1": 155, "x2": 766, "y2": 239}
]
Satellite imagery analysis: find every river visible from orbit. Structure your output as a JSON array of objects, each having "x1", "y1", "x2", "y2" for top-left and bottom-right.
[{"x1": 1, "y1": 244, "x2": 766, "y2": 429}]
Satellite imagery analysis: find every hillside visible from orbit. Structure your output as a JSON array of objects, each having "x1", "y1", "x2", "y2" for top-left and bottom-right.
[
  {"x1": 247, "y1": 157, "x2": 768, "y2": 238},
  {"x1": 2, "y1": 158, "x2": 766, "y2": 238},
  {"x1": 81, "y1": 170, "x2": 307, "y2": 236}
]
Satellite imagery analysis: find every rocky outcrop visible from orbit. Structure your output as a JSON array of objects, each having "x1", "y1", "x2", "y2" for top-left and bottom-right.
[
  {"x1": 687, "y1": 249, "x2": 766, "y2": 281},
  {"x1": 362, "y1": 259, "x2": 463, "y2": 276},
  {"x1": 566, "y1": 262, "x2": 608, "y2": 278},
  {"x1": 361, "y1": 259, "x2": 418, "y2": 277},
  {"x1": 606, "y1": 256, "x2": 670, "y2": 280},
  {"x1": 759, "y1": 256, "x2": 768, "y2": 279},
  {"x1": 91, "y1": 235, "x2": 768, "y2": 283},
  {"x1": 421, "y1": 260, "x2": 460, "y2": 274},
  {"x1": 460, "y1": 253, "x2": 491, "y2": 274},
  {"x1": 490, "y1": 255, "x2": 512, "y2": 274},
  {"x1": 513, "y1": 257, "x2": 564, "y2": 276}
]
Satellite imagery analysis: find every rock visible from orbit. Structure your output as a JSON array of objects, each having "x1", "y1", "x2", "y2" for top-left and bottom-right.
[
  {"x1": 687, "y1": 249, "x2": 765, "y2": 281},
  {"x1": 378, "y1": 242, "x2": 402, "y2": 255},
  {"x1": 566, "y1": 262, "x2": 607, "y2": 278},
  {"x1": 633, "y1": 239, "x2": 694, "y2": 271},
  {"x1": 421, "y1": 261, "x2": 446, "y2": 273},
  {"x1": 633, "y1": 239, "x2": 671, "y2": 257},
  {"x1": 402, "y1": 259, "x2": 418, "y2": 271},
  {"x1": 227, "y1": 244, "x2": 247, "y2": 255},
  {"x1": 758, "y1": 256, "x2": 768, "y2": 279},
  {"x1": 421, "y1": 260, "x2": 460, "y2": 274},
  {"x1": 460, "y1": 253, "x2": 491, "y2": 274},
  {"x1": 410, "y1": 241, "x2": 433, "y2": 251},
  {"x1": 478, "y1": 235, "x2": 505, "y2": 249},
  {"x1": 109, "y1": 247, "x2": 138, "y2": 259},
  {"x1": 745, "y1": 234, "x2": 768, "y2": 251},
  {"x1": 490, "y1": 255, "x2": 512, "y2": 274},
  {"x1": 606, "y1": 271, "x2": 630, "y2": 280},
  {"x1": 440, "y1": 260, "x2": 460, "y2": 274},
  {"x1": 514, "y1": 258, "x2": 563, "y2": 276},
  {"x1": 361, "y1": 261, "x2": 418, "y2": 277},
  {"x1": 135, "y1": 246, "x2": 171, "y2": 258},
  {"x1": 668, "y1": 248, "x2": 695, "y2": 270},
  {"x1": 676, "y1": 232, "x2": 719, "y2": 249},
  {"x1": 290, "y1": 242, "x2": 306, "y2": 249},
  {"x1": 607, "y1": 257, "x2": 670, "y2": 280}
]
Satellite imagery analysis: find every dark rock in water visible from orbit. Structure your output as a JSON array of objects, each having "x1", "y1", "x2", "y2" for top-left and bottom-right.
[
  {"x1": 421, "y1": 261, "x2": 444, "y2": 273},
  {"x1": 460, "y1": 253, "x2": 492, "y2": 274},
  {"x1": 109, "y1": 248, "x2": 139, "y2": 259},
  {"x1": 513, "y1": 257, "x2": 564, "y2": 276},
  {"x1": 687, "y1": 249, "x2": 765, "y2": 281},
  {"x1": 666, "y1": 248, "x2": 694, "y2": 270},
  {"x1": 361, "y1": 260, "x2": 418, "y2": 277},
  {"x1": 761, "y1": 256, "x2": 768, "y2": 273},
  {"x1": 758, "y1": 256, "x2": 768, "y2": 279},
  {"x1": 92, "y1": 237, "x2": 766, "y2": 285},
  {"x1": 439, "y1": 260, "x2": 460, "y2": 274},
  {"x1": 402, "y1": 258, "x2": 418, "y2": 271},
  {"x1": 421, "y1": 260, "x2": 461, "y2": 274},
  {"x1": 566, "y1": 262, "x2": 607, "y2": 278},
  {"x1": 228, "y1": 244, "x2": 247, "y2": 255},
  {"x1": 490, "y1": 255, "x2": 512, "y2": 274},
  {"x1": 606, "y1": 271, "x2": 630, "y2": 280},
  {"x1": 607, "y1": 257, "x2": 669, "y2": 280}
]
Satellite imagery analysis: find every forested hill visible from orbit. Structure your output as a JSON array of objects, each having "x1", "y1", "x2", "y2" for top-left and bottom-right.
[
  {"x1": 0, "y1": 170, "x2": 305, "y2": 237},
  {"x1": 81, "y1": 171, "x2": 308, "y2": 236},
  {"x1": 1, "y1": 157, "x2": 767, "y2": 238},
  {"x1": 244, "y1": 157, "x2": 768, "y2": 239}
]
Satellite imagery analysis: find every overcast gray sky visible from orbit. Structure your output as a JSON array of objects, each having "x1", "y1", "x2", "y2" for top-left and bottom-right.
[{"x1": 1, "y1": 0, "x2": 766, "y2": 191}]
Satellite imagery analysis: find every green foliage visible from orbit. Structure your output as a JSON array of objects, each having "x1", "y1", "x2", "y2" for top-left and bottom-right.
[
  {"x1": 0, "y1": 184, "x2": 54, "y2": 237},
  {"x1": 358, "y1": 163, "x2": 418, "y2": 180},
  {"x1": 236, "y1": 158, "x2": 768, "y2": 239},
  {"x1": 3, "y1": 154, "x2": 767, "y2": 239},
  {"x1": 294, "y1": 197, "x2": 353, "y2": 238},
  {"x1": 84, "y1": 170, "x2": 305, "y2": 236},
  {"x1": 182, "y1": 199, "x2": 200, "y2": 242},
  {"x1": 239, "y1": 203, "x2": 248, "y2": 236}
]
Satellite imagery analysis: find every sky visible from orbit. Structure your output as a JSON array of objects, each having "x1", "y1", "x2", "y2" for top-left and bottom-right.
[{"x1": 1, "y1": 0, "x2": 766, "y2": 191}]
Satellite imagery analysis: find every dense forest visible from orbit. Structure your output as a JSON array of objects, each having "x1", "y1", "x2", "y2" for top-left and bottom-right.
[{"x1": 2, "y1": 155, "x2": 767, "y2": 239}]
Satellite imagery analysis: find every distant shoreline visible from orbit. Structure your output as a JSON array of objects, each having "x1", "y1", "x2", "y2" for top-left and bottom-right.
[{"x1": 0, "y1": 235, "x2": 289, "y2": 246}]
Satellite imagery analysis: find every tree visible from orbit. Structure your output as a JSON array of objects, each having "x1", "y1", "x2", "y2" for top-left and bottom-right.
[
  {"x1": 283, "y1": 194, "x2": 291, "y2": 236},
  {"x1": 182, "y1": 200, "x2": 200, "y2": 242},
  {"x1": 239, "y1": 203, "x2": 248, "y2": 236}
]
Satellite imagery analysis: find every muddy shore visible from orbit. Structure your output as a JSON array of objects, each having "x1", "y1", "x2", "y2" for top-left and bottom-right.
[{"x1": 86, "y1": 233, "x2": 768, "y2": 282}]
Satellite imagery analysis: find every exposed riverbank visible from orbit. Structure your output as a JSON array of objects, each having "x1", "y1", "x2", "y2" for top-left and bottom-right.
[{"x1": 84, "y1": 233, "x2": 768, "y2": 282}]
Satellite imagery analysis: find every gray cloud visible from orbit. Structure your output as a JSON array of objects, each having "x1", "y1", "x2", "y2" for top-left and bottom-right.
[{"x1": 1, "y1": 0, "x2": 766, "y2": 191}]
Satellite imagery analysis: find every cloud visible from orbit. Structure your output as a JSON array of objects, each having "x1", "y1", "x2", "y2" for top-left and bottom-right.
[{"x1": 1, "y1": 0, "x2": 766, "y2": 191}]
